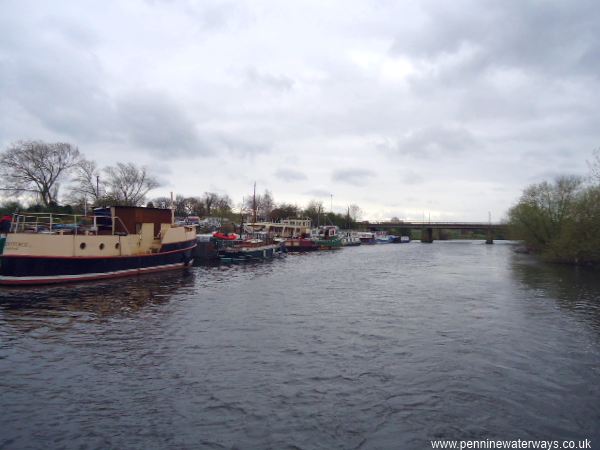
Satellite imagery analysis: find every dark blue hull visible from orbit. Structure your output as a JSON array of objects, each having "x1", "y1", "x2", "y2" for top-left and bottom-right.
[
  {"x1": 219, "y1": 245, "x2": 279, "y2": 262},
  {"x1": 0, "y1": 242, "x2": 196, "y2": 285}
]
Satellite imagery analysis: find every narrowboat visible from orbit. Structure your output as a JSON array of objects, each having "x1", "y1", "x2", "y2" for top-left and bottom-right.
[{"x1": 0, "y1": 206, "x2": 197, "y2": 285}]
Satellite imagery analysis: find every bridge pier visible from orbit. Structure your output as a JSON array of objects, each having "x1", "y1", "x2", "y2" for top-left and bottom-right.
[
  {"x1": 486, "y1": 227, "x2": 494, "y2": 245},
  {"x1": 421, "y1": 227, "x2": 434, "y2": 243}
]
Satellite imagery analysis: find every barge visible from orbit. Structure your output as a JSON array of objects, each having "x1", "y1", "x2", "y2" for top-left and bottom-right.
[{"x1": 0, "y1": 206, "x2": 196, "y2": 285}]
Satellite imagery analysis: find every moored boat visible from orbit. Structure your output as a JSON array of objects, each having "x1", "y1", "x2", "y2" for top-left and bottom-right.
[
  {"x1": 340, "y1": 232, "x2": 362, "y2": 247},
  {"x1": 356, "y1": 231, "x2": 376, "y2": 245},
  {"x1": 312, "y1": 225, "x2": 342, "y2": 250},
  {"x1": 214, "y1": 232, "x2": 281, "y2": 262},
  {"x1": 0, "y1": 206, "x2": 197, "y2": 285},
  {"x1": 281, "y1": 237, "x2": 320, "y2": 252},
  {"x1": 244, "y1": 219, "x2": 320, "y2": 252},
  {"x1": 375, "y1": 231, "x2": 393, "y2": 244}
]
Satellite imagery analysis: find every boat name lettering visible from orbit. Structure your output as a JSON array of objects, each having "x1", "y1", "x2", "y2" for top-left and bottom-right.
[{"x1": 5, "y1": 241, "x2": 29, "y2": 249}]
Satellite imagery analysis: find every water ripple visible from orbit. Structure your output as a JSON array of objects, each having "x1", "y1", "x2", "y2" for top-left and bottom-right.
[{"x1": 1, "y1": 242, "x2": 599, "y2": 449}]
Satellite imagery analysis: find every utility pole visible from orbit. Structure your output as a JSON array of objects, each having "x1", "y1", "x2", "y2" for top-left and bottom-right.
[
  {"x1": 252, "y1": 182, "x2": 257, "y2": 223},
  {"x1": 96, "y1": 175, "x2": 100, "y2": 200},
  {"x1": 170, "y1": 191, "x2": 175, "y2": 225},
  {"x1": 240, "y1": 197, "x2": 244, "y2": 235}
]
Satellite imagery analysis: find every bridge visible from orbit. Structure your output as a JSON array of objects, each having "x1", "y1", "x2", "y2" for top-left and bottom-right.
[{"x1": 362, "y1": 221, "x2": 509, "y2": 244}]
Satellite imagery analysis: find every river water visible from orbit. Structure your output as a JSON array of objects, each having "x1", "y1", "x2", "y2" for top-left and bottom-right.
[{"x1": 1, "y1": 242, "x2": 599, "y2": 449}]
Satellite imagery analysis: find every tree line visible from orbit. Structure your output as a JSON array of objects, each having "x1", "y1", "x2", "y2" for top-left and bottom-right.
[
  {"x1": 0, "y1": 140, "x2": 158, "y2": 209},
  {"x1": 0, "y1": 140, "x2": 363, "y2": 227},
  {"x1": 508, "y1": 149, "x2": 600, "y2": 264}
]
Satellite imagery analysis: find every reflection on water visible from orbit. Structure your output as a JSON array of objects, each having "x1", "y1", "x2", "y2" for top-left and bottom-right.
[
  {"x1": 1, "y1": 242, "x2": 599, "y2": 449},
  {"x1": 511, "y1": 255, "x2": 600, "y2": 333},
  {"x1": 1, "y1": 271, "x2": 192, "y2": 315}
]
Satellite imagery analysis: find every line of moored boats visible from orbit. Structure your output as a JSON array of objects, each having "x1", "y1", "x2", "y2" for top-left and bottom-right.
[
  {"x1": 0, "y1": 207, "x2": 409, "y2": 286},
  {"x1": 199, "y1": 219, "x2": 410, "y2": 263}
]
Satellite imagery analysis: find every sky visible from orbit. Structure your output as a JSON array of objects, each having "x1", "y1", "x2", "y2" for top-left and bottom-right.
[{"x1": 1, "y1": 0, "x2": 599, "y2": 221}]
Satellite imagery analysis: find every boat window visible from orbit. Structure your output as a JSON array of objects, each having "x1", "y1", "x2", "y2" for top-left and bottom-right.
[
  {"x1": 99, "y1": 243, "x2": 105, "y2": 250},
  {"x1": 80, "y1": 243, "x2": 86, "y2": 250},
  {"x1": 115, "y1": 243, "x2": 120, "y2": 249}
]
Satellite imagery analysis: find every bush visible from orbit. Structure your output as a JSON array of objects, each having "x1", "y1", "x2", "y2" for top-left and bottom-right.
[{"x1": 509, "y1": 177, "x2": 600, "y2": 264}]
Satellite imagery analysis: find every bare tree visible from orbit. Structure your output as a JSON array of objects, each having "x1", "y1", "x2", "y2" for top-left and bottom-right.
[
  {"x1": 259, "y1": 190, "x2": 275, "y2": 221},
  {"x1": 71, "y1": 158, "x2": 102, "y2": 204},
  {"x1": 187, "y1": 196, "x2": 206, "y2": 216},
  {"x1": 104, "y1": 162, "x2": 159, "y2": 206},
  {"x1": 152, "y1": 196, "x2": 171, "y2": 209},
  {"x1": 214, "y1": 194, "x2": 232, "y2": 215},
  {"x1": 203, "y1": 192, "x2": 219, "y2": 215},
  {"x1": 304, "y1": 200, "x2": 324, "y2": 226},
  {"x1": 588, "y1": 148, "x2": 600, "y2": 184},
  {"x1": 349, "y1": 204, "x2": 362, "y2": 222},
  {"x1": 172, "y1": 195, "x2": 205, "y2": 217},
  {"x1": 0, "y1": 140, "x2": 81, "y2": 206},
  {"x1": 270, "y1": 202, "x2": 300, "y2": 221}
]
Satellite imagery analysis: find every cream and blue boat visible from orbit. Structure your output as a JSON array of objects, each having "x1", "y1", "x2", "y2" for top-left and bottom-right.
[{"x1": 0, "y1": 206, "x2": 196, "y2": 285}]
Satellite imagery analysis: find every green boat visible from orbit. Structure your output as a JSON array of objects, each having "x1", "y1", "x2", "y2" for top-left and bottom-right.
[{"x1": 313, "y1": 226, "x2": 342, "y2": 250}]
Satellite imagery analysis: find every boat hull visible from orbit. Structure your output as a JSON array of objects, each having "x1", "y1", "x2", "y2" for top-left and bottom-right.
[
  {"x1": 314, "y1": 238, "x2": 342, "y2": 250},
  {"x1": 220, "y1": 244, "x2": 279, "y2": 262},
  {"x1": 283, "y1": 239, "x2": 319, "y2": 252},
  {"x1": 0, "y1": 242, "x2": 196, "y2": 285}
]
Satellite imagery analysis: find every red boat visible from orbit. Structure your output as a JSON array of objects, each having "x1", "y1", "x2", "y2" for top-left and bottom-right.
[
  {"x1": 212, "y1": 232, "x2": 239, "y2": 240},
  {"x1": 282, "y1": 238, "x2": 319, "y2": 252}
]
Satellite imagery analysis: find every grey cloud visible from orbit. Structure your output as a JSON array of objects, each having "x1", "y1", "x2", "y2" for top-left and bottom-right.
[
  {"x1": 376, "y1": 126, "x2": 478, "y2": 159},
  {"x1": 0, "y1": 14, "x2": 113, "y2": 143},
  {"x1": 391, "y1": 0, "x2": 600, "y2": 77},
  {"x1": 332, "y1": 169, "x2": 375, "y2": 185},
  {"x1": 148, "y1": 0, "x2": 251, "y2": 33},
  {"x1": 390, "y1": 125, "x2": 478, "y2": 158},
  {"x1": 274, "y1": 168, "x2": 308, "y2": 181},
  {"x1": 218, "y1": 135, "x2": 271, "y2": 156},
  {"x1": 401, "y1": 170, "x2": 424, "y2": 185},
  {"x1": 244, "y1": 67, "x2": 294, "y2": 92},
  {"x1": 304, "y1": 189, "x2": 331, "y2": 198},
  {"x1": 116, "y1": 91, "x2": 206, "y2": 156},
  {"x1": 42, "y1": 16, "x2": 101, "y2": 48}
]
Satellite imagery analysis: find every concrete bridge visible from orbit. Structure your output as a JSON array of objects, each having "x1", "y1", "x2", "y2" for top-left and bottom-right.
[{"x1": 362, "y1": 221, "x2": 509, "y2": 244}]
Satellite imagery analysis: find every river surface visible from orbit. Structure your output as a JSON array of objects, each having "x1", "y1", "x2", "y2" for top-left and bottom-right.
[{"x1": 1, "y1": 241, "x2": 599, "y2": 449}]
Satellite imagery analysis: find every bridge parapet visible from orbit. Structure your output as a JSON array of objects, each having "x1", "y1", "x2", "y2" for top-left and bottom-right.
[{"x1": 362, "y1": 221, "x2": 508, "y2": 243}]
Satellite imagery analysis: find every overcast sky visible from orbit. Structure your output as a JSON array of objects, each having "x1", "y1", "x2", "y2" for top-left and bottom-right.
[{"x1": 1, "y1": 0, "x2": 599, "y2": 221}]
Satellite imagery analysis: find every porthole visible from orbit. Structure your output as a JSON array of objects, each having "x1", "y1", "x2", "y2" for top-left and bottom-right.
[
  {"x1": 115, "y1": 243, "x2": 120, "y2": 249},
  {"x1": 80, "y1": 242, "x2": 86, "y2": 250},
  {"x1": 99, "y1": 243, "x2": 105, "y2": 250}
]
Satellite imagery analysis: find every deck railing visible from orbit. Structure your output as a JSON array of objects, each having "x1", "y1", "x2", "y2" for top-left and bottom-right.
[{"x1": 9, "y1": 212, "x2": 130, "y2": 235}]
